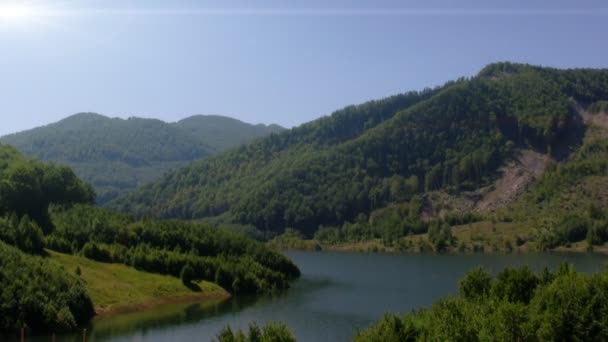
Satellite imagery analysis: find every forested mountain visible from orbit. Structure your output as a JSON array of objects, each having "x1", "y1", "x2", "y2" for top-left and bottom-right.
[
  {"x1": 174, "y1": 115, "x2": 285, "y2": 152},
  {"x1": 0, "y1": 113, "x2": 284, "y2": 203},
  {"x1": 108, "y1": 63, "x2": 608, "y2": 243}
]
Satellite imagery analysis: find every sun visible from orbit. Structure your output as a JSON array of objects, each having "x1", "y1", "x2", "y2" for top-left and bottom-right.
[
  {"x1": 0, "y1": 5, "x2": 37, "y2": 19},
  {"x1": 0, "y1": 3, "x2": 50, "y2": 29}
]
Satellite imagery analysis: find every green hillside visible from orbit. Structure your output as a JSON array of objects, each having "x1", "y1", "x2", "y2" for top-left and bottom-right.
[
  {"x1": 48, "y1": 250, "x2": 228, "y2": 314},
  {"x1": 0, "y1": 144, "x2": 299, "y2": 333},
  {"x1": 108, "y1": 63, "x2": 608, "y2": 243},
  {"x1": 0, "y1": 113, "x2": 284, "y2": 204}
]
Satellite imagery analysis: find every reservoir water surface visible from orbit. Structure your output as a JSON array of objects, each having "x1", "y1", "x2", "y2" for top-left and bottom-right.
[{"x1": 28, "y1": 251, "x2": 608, "y2": 341}]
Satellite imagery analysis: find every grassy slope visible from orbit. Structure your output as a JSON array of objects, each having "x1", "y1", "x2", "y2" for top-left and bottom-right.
[{"x1": 48, "y1": 250, "x2": 229, "y2": 314}]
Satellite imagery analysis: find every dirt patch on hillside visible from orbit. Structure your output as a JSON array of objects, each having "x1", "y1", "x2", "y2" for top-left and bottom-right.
[
  {"x1": 475, "y1": 150, "x2": 551, "y2": 212},
  {"x1": 572, "y1": 98, "x2": 608, "y2": 129},
  {"x1": 587, "y1": 112, "x2": 608, "y2": 129}
]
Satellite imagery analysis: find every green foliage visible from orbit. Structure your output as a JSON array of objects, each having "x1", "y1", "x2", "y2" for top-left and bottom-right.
[
  {"x1": 215, "y1": 322, "x2": 296, "y2": 342},
  {"x1": 0, "y1": 113, "x2": 284, "y2": 204},
  {"x1": 180, "y1": 264, "x2": 196, "y2": 285},
  {"x1": 355, "y1": 314, "x2": 419, "y2": 342},
  {"x1": 110, "y1": 64, "x2": 608, "y2": 239},
  {"x1": 0, "y1": 241, "x2": 94, "y2": 332},
  {"x1": 46, "y1": 204, "x2": 300, "y2": 295},
  {"x1": 0, "y1": 215, "x2": 45, "y2": 254},
  {"x1": 427, "y1": 222, "x2": 453, "y2": 252},
  {"x1": 458, "y1": 267, "x2": 492, "y2": 300},
  {"x1": 491, "y1": 267, "x2": 539, "y2": 304},
  {"x1": 0, "y1": 144, "x2": 95, "y2": 230},
  {"x1": 357, "y1": 264, "x2": 608, "y2": 341}
]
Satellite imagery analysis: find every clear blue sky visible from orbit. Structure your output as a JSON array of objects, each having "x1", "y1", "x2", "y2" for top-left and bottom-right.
[{"x1": 0, "y1": 0, "x2": 607, "y2": 135}]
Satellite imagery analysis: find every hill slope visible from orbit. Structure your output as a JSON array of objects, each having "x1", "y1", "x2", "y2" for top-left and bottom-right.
[
  {"x1": 0, "y1": 113, "x2": 284, "y2": 203},
  {"x1": 108, "y1": 63, "x2": 608, "y2": 240},
  {"x1": 0, "y1": 144, "x2": 300, "y2": 333},
  {"x1": 48, "y1": 250, "x2": 228, "y2": 315}
]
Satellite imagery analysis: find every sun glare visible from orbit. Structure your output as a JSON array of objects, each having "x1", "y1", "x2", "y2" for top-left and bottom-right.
[
  {"x1": 0, "y1": 3, "x2": 50, "y2": 28},
  {"x1": 0, "y1": 5, "x2": 36, "y2": 18}
]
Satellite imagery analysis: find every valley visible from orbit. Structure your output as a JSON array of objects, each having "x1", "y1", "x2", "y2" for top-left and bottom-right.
[{"x1": 2, "y1": 62, "x2": 608, "y2": 341}]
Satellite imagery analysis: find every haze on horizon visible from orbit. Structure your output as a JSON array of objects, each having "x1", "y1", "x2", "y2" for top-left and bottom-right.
[{"x1": 0, "y1": 0, "x2": 607, "y2": 136}]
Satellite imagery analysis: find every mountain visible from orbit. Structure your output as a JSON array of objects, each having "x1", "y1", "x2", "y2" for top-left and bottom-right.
[
  {"x1": 0, "y1": 113, "x2": 285, "y2": 204},
  {"x1": 174, "y1": 115, "x2": 286, "y2": 152},
  {"x1": 108, "y1": 63, "x2": 608, "y2": 247}
]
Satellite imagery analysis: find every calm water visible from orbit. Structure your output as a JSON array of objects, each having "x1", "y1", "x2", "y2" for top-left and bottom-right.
[{"x1": 19, "y1": 251, "x2": 608, "y2": 342}]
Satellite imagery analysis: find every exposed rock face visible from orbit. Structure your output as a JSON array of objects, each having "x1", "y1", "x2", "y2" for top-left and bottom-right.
[{"x1": 475, "y1": 149, "x2": 552, "y2": 212}]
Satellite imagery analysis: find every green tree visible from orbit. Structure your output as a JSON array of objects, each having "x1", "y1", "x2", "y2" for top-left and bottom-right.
[{"x1": 459, "y1": 267, "x2": 493, "y2": 300}]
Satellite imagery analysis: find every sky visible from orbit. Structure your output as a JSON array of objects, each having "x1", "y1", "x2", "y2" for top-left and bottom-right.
[{"x1": 0, "y1": 0, "x2": 607, "y2": 136}]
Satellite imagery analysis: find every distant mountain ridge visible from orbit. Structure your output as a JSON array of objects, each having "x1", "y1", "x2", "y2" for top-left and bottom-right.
[
  {"x1": 0, "y1": 113, "x2": 285, "y2": 203},
  {"x1": 174, "y1": 115, "x2": 285, "y2": 152}
]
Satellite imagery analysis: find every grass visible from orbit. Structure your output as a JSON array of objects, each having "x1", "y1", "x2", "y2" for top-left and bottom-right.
[{"x1": 47, "y1": 250, "x2": 229, "y2": 313}]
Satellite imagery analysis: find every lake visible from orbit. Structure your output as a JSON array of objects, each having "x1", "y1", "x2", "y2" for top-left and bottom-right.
[{"x1": 22, "y1": 251, "x2": 608, "y2": 342}]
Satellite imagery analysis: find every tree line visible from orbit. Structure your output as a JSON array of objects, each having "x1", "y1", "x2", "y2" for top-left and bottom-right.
[{"x1": 46, "y1": 204, "x2": 300, "y2": 294}]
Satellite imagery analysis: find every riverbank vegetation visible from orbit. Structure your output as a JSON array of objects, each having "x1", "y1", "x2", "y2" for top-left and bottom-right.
[
  {"x1": 355, "y1": 264, "x2": 608, "y2": 341},
  {"x1": 215, "y1": 322, "x2": 296, "y2": 342}
]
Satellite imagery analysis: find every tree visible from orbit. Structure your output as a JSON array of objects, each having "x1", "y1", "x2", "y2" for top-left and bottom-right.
[{"x1": 459, "y1": 267, "x2": 493, "y2": 300}]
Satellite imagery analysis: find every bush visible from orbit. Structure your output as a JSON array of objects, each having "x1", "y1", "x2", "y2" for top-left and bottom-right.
[{"x1": 215, "y1": 322, "x2": 296, "y2": 342}]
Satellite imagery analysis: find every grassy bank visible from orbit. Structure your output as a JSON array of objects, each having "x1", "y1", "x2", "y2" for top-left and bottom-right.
[{"x1": 48, "y1": 250, "x2": 230, "y2": 316}]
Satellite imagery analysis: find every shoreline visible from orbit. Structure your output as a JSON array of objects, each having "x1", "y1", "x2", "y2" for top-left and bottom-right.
[
  {"x1": 273, "y1": 240, "x2": 608, "y2": 256},
  {"x1": 94, "y1": 290, "x2": 231, "y2": 318}
]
